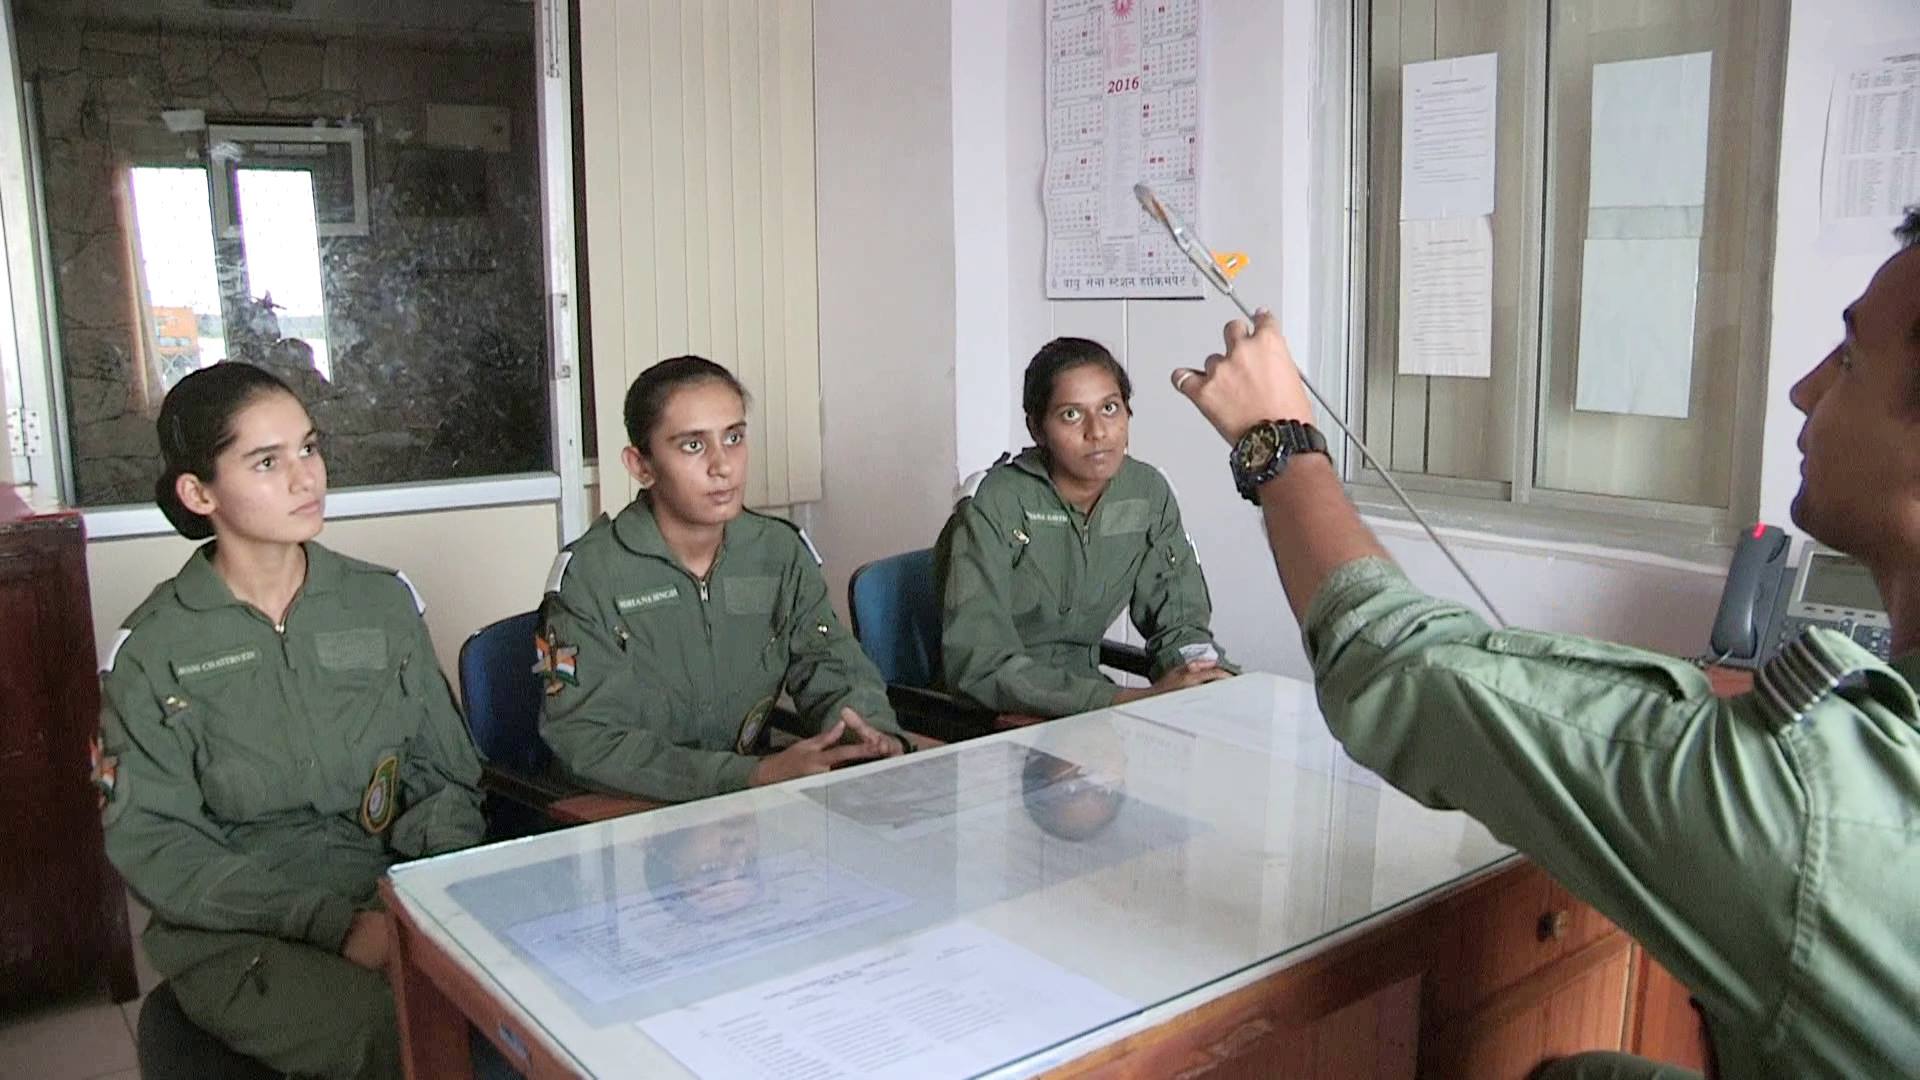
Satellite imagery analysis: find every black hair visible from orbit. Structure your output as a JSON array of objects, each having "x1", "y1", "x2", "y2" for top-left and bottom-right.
[
  {"x1": 152, "y1": 363, "x2": 298, "y2": 540},
  {"x1": 642, "y1": 820, "x2": 761, "y2": 921},
  {"x1": 622, "y1": 355, "x2": 749, "y2": 455},
  {"x1": 1900, "y1": 207, "x2": 1920, "y2": 355},
  {"x1": 1020, "y1": 749, "x2": 1124, "y2": 842},
  {"x1": 1021, "y1": 337, "x2": 1133, "y2": 435}
]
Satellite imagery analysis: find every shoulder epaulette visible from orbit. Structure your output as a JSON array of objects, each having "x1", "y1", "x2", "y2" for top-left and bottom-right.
[
  {"x1": 749, "y1": 510, "x2": 824, "y2": 566},
  {"x1": 332, "y1": 551, "x2": 427, "y2": 615},
  {"x1": 1754, "y1": 628, "x2": 1862, "y2": 728}
]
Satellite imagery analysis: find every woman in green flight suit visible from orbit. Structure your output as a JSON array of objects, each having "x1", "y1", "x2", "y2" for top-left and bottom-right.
[
  {"x1": 538, "y1": 356, "x2": 909, "y2": 802},
  {"x1": 94, "y1": 363, "x2": 486, "y2": 1080},
  {"x1": 938, "y1": 337, "x2": 1233, "y2": 721}
]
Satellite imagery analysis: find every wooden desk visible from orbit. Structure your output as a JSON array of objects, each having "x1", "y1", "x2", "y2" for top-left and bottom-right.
[
  {"x1": 384, "y1": 675, "x2": 1708, "y2": 1079},
  {"x1": 1706, "y1": 666, "x2": 1754, "y2": 698},
  {"x1": 386, "y1": 856, "x2": 1706, "y2": 1079}
]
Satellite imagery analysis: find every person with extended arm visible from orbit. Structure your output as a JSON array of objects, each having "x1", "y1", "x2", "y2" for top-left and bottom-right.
[{"x1": 1166, "y1": 209, "x2": 1920, "y2": 1080}]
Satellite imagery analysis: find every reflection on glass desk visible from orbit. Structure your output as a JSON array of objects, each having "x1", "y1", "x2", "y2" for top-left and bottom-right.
[{"x1": 387, "y1": 673, "x2": 1514, "y2": 1078}]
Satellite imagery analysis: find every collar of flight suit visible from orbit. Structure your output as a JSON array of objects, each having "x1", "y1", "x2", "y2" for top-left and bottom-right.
[
  {"x1": 610, "y1": 496, "x2": 730, "y2": 571},
  {"x1": 1005, "y1": 445, "x2": 1126, "y2": 521},
  {"x1": 170, "y1": 540, "x2": 346, "y2": 614},
  {"x1": 1007, "y1": 446, "x2": 1052, "y2": 483}
]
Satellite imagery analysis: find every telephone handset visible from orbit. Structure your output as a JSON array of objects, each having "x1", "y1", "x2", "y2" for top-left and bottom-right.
[
  {"x1": 1709, "y1": 525, "x2": 1792, "y2": 666},
  {"x1": 1709, "y1": 525, "x2": 1891, "y2": 668}
]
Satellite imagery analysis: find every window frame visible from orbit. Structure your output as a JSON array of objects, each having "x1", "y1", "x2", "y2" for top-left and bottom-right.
[
  {"x1": 1339, "y1": 0, "x2": 1788, "y2": 560},
  {"x1": 0, "y1": 0, "x2": 588, "y2": 545}
]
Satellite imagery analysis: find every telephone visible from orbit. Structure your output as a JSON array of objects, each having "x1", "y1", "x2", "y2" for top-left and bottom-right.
[{"x1": 1708, "y1": 524, "x2": 1891, "y2": 668}]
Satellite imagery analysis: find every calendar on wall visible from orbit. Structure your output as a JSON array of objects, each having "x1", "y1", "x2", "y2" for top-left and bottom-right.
[{"x1": 1044, "y1": 0, "x2": 1203, "y2": 300}]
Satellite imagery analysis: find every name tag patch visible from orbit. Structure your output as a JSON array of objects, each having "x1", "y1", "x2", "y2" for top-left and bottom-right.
[
  {"x1": 1023, "y1": 509, "x2": 1070, "y2": 527},
  {"x1": 172, "y1": 648, "x2": 260, "y2": 680},
  {"x1": 616, "y1": 586, "x2": 680, "y2": 613}
]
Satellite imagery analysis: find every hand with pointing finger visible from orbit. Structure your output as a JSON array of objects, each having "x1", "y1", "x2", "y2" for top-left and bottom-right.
[{"x1": 1171, "y1": 310, "x2": 1315, "y2": 444}]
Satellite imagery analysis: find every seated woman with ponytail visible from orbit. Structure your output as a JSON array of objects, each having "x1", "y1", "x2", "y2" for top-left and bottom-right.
[
  {"x1": 538, "y1": 356, "x2": 910, "y2": 802},
  {"x1": 94, "y1": 362, "x2": 485, "y2": 1080}
]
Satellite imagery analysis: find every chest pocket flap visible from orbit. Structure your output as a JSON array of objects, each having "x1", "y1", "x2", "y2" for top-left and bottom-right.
[
  {"x1": 723, "y1": 576, "x2": 781, "y2": 616},
  {"x1": 315, "y1": 628, "x2": 388, "y2": 671},
  {"x1": 1098, "y1": 498, "x2": 1152, "y2": 536}
]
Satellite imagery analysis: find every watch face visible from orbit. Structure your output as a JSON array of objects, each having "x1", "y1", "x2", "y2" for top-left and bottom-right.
[{"x1": 1239, "y1": 426, "x2": 1279, "y2": 470}]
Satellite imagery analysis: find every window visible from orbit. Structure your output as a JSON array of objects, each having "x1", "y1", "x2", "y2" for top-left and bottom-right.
[
  {"x1": 1351, "y1": 0, "x2": 1787, "y2": 547},
  {"x1": 15, "y1": 0, "x2": 556, "y2": 508},
  {"x1": 127, "y1": 167, "x2": 225, "y2": 389}
]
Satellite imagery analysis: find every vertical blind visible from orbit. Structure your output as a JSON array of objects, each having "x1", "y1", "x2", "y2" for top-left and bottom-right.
[{"x1": 579, "y1": 0, "x2": 823, "y2": 510}]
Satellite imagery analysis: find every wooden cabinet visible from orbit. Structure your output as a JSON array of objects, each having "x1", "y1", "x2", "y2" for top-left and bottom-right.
[
  {"x1": 1056, "y1": 860, "x2": 1708, "y2": 1079},
  {"x1": 1421, "y1": 868, "x2": 1636, "y2": 1077},
  {"x1": 0, "y1": 491, "x2": 137, "y2": 1005}
]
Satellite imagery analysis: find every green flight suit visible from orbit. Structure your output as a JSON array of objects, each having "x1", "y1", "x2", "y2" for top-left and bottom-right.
[
  {"x1": 96, "y1": 542, "x2": 485, "y2": 1080},
  {"x1": 538, "y1": 499, "x2": 905, "y2": 802},
  {"x1": 937, "y1": 448, "x2": 1229, "y2": 717},
  {"x1": 1305, "y1": 558, "x2": 1920, "y2": 1080}
]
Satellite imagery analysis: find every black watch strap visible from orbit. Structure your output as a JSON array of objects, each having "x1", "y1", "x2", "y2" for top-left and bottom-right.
[{"x1": 1231, "y1": 420, "x2": 1329, "y2": 505}]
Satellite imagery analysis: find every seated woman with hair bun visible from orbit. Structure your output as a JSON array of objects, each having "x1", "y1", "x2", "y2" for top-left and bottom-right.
[
  {"x1": 538, "y1": 355, "x2": 911, "y2": 803},
  {"x1": 94, "y1": 362, "x2": 485, "y2": 1080}
]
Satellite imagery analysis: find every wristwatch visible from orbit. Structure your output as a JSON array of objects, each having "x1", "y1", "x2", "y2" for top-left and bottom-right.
[{"x1": 1230, "y1": 420, "x2": 1329, "y2": 505}]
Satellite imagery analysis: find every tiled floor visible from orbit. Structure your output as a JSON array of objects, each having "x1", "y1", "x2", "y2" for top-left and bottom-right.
[{"x1": 0, "y1": 894, "x2": 159, "y2": 1080}]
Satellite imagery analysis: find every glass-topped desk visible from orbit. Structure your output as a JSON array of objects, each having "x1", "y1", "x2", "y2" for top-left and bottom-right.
[{"x1": 385, "y1": 674, "x2": 1559, "y2": 1078}]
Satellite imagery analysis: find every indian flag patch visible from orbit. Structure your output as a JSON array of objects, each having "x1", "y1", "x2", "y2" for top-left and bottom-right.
[
  {"x1": 533, "y1": 632, "x2": 579, "y2": 695},
  {"x1": 88, "y1": 733, "x2": 118, "y2": 810}
]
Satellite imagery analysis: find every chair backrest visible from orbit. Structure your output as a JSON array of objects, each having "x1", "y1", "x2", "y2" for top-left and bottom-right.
[
  {"x1": 847, "y1": 548, "x2": 942, "y2": 689},
  {"x1": 458, "y1": 611, "x2": 550, "y2": 776}
]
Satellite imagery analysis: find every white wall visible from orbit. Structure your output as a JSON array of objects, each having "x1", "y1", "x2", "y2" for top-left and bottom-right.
[
  {"x1": 813, "y1": 0, "x2": 1916, "y2": 676},
  {"x1": 988, "y1": 0, "x2": 1732, "y2": 678},
  {"x1": 1760, "y1": 0, "x2": 1920, "y2": 532},
  {"x1": 954, "y1": 2, "x2": 1021, "y2": 475},
  {"x1": 87, "y1": 504, "x2": 558, "y2": 696},
  {"x1": 810, "y1": 0, "x2": 961, "y2": 614}
]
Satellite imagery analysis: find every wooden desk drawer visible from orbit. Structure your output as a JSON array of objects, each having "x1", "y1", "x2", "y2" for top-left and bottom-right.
[{"x1": 1423, "y1": 863, "x2": 1621, "y2": 1024}]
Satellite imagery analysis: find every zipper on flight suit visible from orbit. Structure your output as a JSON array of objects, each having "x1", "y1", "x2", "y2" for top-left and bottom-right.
[
  {"x1": 1054, "y1": 493, "x2": 1092, "y2": 617},
  {"x1": 264, "y1": 596, "x2": 326, "y2": 792},
  {"x1": 269, "y1": 588, "x2": 306, "y2": 668},
  {"x1": 224, "y1": 952, "x2": 267, "y2": 1009}
]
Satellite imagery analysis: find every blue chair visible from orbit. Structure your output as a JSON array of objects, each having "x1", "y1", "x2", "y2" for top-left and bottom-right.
[
  {"x1": 847, "y1": 549, "x2": 943, "y2": 688},
  {"x1": 847, "y1": 548, "x2": 1152, "y2": 741},
  {"x1": 459, "y1": 611, "x2": 583, "y2": 838}
]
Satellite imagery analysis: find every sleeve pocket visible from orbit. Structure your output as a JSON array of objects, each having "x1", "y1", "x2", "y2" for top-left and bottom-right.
[{"x1": 1485, "y1": 629, "x2": 1709, "y2": 701}]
